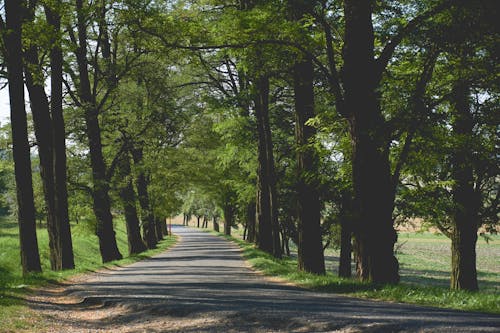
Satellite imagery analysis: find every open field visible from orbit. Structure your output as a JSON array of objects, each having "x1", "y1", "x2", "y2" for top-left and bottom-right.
[
  {"x1": 0, "y1": 216, "x2": 176, "y2": 331},
  {"x1": 324, "y1": 232, "x2": 500, "y2": 294}
]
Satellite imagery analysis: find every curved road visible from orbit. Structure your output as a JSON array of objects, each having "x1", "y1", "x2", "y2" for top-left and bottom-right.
[{"x1": 39, "y1": 226, "x2": 499, "y2": 332}]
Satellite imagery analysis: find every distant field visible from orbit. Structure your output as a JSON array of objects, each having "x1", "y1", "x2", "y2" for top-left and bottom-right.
[{"x1": 325, "y1": 232, "x2": 500, "y2": 293}]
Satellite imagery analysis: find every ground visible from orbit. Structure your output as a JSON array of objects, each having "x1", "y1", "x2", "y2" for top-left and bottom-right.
[{"x1": 21, "y1": 226, "x2": 500, "y2": 333}]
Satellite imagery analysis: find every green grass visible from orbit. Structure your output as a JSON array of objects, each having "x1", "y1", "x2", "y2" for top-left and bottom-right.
[
  {"x1": 0, "y1": 216, "x2": 176, "y2": 331},
  {"x1": 216, "y1": 230, "x2": 500, "y2": 314}
]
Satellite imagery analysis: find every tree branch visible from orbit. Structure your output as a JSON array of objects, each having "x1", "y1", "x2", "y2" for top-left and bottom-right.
[{"x1": 376, "y1": 0, "x2": 452, "y2": 77}]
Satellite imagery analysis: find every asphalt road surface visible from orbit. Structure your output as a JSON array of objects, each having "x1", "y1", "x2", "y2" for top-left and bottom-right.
[{"x1": 39, "y1": 225, "x2": 500, "y2": 332}]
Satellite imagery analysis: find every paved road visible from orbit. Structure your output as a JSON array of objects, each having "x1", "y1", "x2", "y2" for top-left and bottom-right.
[{"x1": 42, "y1": 226, "x2": 500, "y2": 332}]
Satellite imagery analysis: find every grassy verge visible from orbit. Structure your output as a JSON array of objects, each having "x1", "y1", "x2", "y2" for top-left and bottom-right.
[
  {"x1": 0, "y1": 217, "x2": 176, "y2": 331},
  {"x1": 215, "y1": 231, "x2": 500, "y2": 315}
]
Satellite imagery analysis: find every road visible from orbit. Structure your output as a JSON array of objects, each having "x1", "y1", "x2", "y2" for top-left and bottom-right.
[{"x1": 34, "y1": 225, "x2": 500, "y2": 332}]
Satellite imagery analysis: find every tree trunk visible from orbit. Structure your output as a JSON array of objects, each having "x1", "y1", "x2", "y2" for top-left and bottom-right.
[
  {"x1": 450, "y1": 80, "x2": 479, "y2": 291},
  {"x1": 46, "y1": 4, "x2": 75, "y2": 270},
  {"x1": 338, "y1": 193, "x2": 353, "y2": 278},
  {"x1": 4, "y1": 0, "x2": 42, "y2": 275},
  {"x1": 117, "y1": 152, "x2": 146, "y2": 255},
  {"x1": 161, "y1": 218, "x2": 168, "y2": 236},
  {"x1": 155, "y1": 215, "x2": 164, "y2": 240},
  {"x1": 213, "y1": 216, "x2": 220, "y2": 232},
  {"x1": 343, "y1": 0, "x2": 398, "y2": 283},
  {"x1": 246, "y1": 202, "x2": 256, "y2": 243},
  {"x1": 23, "y1": 44, "x2": 60, "y2": 270},
  {"x1": 197, "y1": 216, "x2": 201, "y2": 228},
  {"x1": 132, "y1": 147, "x2": 157, "y2": 249},
  {"x1": 293, "y1": 58, "x2": 325, "y2": 275},
  {"x1": 223, "y1": 204, "x2": 233, "y2": 236},
  {"x1": 75, "y1": 0, "x2": 122, "y2": 263},
  {"x1": 254, "y1": 76, "x2": 281, "y2": 258}
]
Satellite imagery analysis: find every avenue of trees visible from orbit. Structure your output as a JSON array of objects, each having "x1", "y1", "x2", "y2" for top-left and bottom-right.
[{"x1": 0, "y1": 0, "x2": 498, "y2": 292}]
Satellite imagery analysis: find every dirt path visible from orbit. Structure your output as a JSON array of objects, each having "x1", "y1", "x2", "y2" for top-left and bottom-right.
[{"x1": 29, "y1": 225, "x2": 499, "y2": 332}]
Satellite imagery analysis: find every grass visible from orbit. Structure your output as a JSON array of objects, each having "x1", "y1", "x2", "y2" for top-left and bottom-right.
[
  {"x1": 214, "y1": 229, "x2": 500, "y2": 315},
  {"x1": 0, "y1": 216, "x2": 176, "y2": 331}
]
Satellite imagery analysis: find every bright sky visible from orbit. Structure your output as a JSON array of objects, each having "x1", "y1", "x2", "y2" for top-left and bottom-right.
[{"x1": 0, "y1": 88, "x2": 11, "y2": 124}]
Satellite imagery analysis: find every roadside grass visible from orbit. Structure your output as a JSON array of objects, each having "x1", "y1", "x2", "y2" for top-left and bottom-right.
[
  {"x1": 0, "y1": 216, "x2": 176, "y2": 331},
  {"x1": 215, "y1": 230, "x2": 500, "y2": 315}
]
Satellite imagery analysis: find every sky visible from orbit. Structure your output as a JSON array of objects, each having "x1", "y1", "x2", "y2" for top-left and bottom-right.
[{"x1": 0, "y1": 88, "x2": 11, "y2": 124}]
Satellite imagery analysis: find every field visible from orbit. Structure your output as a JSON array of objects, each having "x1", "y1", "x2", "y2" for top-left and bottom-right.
[
  {"x1": 324, "y1": 232, "x2": 500, "y2": 294},
  {"x1": 0, "y1": 216, "x2": 176, "y2": 331}
]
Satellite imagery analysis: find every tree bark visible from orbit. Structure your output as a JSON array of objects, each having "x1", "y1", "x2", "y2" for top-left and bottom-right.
[
  {"x1": 45, "y1": 4, "x2": 75, "y2": 270},
  {"x1": 246, "y1": 202, "x2": 256, "y2": 243},
  {"x1": 338, "y1": 193, "x2": 352, "y2": 278},
  {"x1": 293, "y1": 58, "x2": 325, "y2": 275},
  {"x1": 254, "y1": 76, "x2": 281, "y2": 258},
  {"x1": 154, "y1": 215, "x2": 164, "y2": 240},
  {"x1": 343, "y1": 0, "x2": 398, "y2": 283},
  {"x1": 75, "y1": 0, "x2": 122, "y2": 262},
  {"x1": 4, "y1": 0, "x2": 42, "y2": 274},
  {"x1": 23, "y1": 44, "x2": 60, "y2": 270},
  {"x1": 450, "y1": 80, "x2": 479, "y2": 291},
  {"x1": 132, "y1": 147, "x2": 157, "y2": 249},
  {"x1": 117, "y1": 152, "x2": 147, "y2": 255},
  {"x1": 223, "y1": 203, "x2": 233, "y2": 236},
  {"x1": 213, "y1": 216, "x2": 220, "y2": 232}
]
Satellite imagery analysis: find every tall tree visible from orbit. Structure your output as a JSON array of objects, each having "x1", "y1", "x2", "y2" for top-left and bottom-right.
[
  {"x1": 289, "y1": 0, "x2": 325, "y2": 274},
  {"x1": 45, "y1": 1, "x2": 75, "y2": 270},
  {"x1": 2, "y1": 0, "x2": 42, "y2": 274},
  {"x1": 254, "y1": 75, "x2": 282, "y2": 258},
  {"x1": 22, "y1": 0, "x2": 75, "y2": 270},
  {"x1": 72, "y1": 0, "x2": 122, "y2": 262}
]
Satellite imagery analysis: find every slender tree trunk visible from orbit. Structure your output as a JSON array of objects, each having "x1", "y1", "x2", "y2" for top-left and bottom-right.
[
  {"x1": 45, "y1": 4, "x2": 75, "y2": 269},
  {"x1": 293, "y1": 58, "x2": 325, "y2": 275},
  {"x1": 154, "y1": 215, "x2": 164, "y2": 240},
  {"x1": 75, "y1": 0, "x2": 122, "y2": 262},
  {"x1": 246, "y1": 202, "x2": 256, "y2": 243},
  {"x1": 223, "y1": 204, "x2": 233, "y2": 236},
  {"x1": 161, "y1": 218, "x2": 168, "y2": 236},
  {"x1": 450, "y1": 80, "x2": 479, "y2": 291},
  {"x1": 4, "y1": 0, "x2": 42, "y2": 274},
  {"x1": 197, "y1": 216, "x2": 201, "y2": 228},
  {"x1": 117, "y1": 152, "x2": 146, "y2": 255},
  {"x1": 213, "y1": 216, "x2": 220, "y2": 232},
  {"x1": 338, "y1": 193, "x2": 352, "y2": 278},
  {"x1": 254, "y1": 76, "x2": 281, "y2": 258},
  {"x1": 132, "y1": 147, "x2": 157, "y2": 249},
  {"x1": 343, "y1": 0, "x2": 398, "y2": 283}
]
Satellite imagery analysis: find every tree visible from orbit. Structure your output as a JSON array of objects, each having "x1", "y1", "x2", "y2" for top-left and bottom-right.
[
  {"x1": 2, "y1": 0, "x2": 42, "y2": 274},
  {"x1": 289, "y1": 0, "x2": 325, "y2": 274},
  {"x1": 67, "y1": 0, "x2": 124, "y2": 262},
  {"x1": 22, "y1": 0, "x2": 75, "y2": 270}
]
